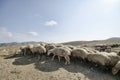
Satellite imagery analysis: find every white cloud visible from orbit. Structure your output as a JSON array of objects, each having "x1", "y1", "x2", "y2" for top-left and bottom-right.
[
  {"x1": 28, "y1": 32, "x2": 38, "y2": 36},
  {"x1": 45, "y1": 20, "x2": 58, "y2": 26},
  {"x1": 0, "y1": 27, "x2": 13, "y2": 37}
]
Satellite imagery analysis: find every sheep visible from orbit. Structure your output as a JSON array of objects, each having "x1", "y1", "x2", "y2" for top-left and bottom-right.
[
  {"x1": 87, "y1": 52, "x2": 110, "y2": 66},
  {"x1": 39, "y1": 43, "x2": 46, "y2": 47},
  {"x1": 15, "y1": 49, "x2": 22, "y2": 55},
  {"x1": 88, "y1": 52, "x2": 120, "y2": 66},
  {"x1": 19, "y1": 44, "x2": 36, "y2": 56},
  {"x1": 62, "y1": 46, "x2": 73, "y2": 52},
  {"x1": 19, "y1": 46, "x2": 26, "y2": 55},
  {"x1": 53, "y1": 44, "x2": 73, "y2": 52},
  {"x1": 19, "y1": 46, "x2": 29, "y2": 56},
  {"x1": 45, "y1": 43, "x2": 56, "y2": 52},
  {"x1": 112, "y1": 61, "x2": 120, "y2": 75},
  {"x1": 71, "y1": 48, "x2": 90, "y2": 60},
  {"x1": 82, "y1": 47, "x2": 99, "y2": 54},
  {"x1": 104, "y1": 52, "x2": 120, "y2": 66},
  {"x1": 29, "y1": 44, "x2": 46, "y2": 60},
  {"x1": 118, "y1": 52, "x2": 120, "y2": 56},
  {"x1": 64, "y1": 45, "x2": 76, "y2": 50},
  {"x1": 47, "y1": 47, "x2": 71, "y2": 65}
]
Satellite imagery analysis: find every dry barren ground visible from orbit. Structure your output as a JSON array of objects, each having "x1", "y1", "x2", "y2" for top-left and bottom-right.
[{"x1": 0, "y1": 46, "x2": 120, "y2": 80}]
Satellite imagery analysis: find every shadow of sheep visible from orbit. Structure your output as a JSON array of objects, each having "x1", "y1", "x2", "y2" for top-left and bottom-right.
[
  {"x1": 6, "y1": 53, "x2": 120, "y2": 80},
  {"x1": 34, "y1": 56, "x2": 62, "y2": 72},
  {"x1": 12, "y1": 56, "x2": 37, "y2": 65}
]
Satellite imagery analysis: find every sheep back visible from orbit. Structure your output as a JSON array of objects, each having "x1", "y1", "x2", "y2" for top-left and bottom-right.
[{"x1": 71, "y1": 48, "x2": 89, "y2": 59}]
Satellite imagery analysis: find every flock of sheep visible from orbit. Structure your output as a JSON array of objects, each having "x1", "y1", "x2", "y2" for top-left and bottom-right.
[{"x1": 16, "y1": 43, "x2": 120, "y2": 75}]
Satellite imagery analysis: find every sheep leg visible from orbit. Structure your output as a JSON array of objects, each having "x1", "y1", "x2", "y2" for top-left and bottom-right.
[
  {"x1": 22, "y1": 51, "x2": 24, "y2": 56},
  {"x1": 38, "y1": 54, "x2": 41, "y2": 60},
  {"x1": 64, "y1": 56, "x2": 67, "y2": 65},
  {"x1": 66, "y1": 56, "x2": 70, "y2": 64},
  {"x1": 64, "y1": 57, "x2": 67, "y2": 65},
  {"x1": 64, "y1": 56, "x2": 70, "y2": 65},
  {"x1": 58, "y1": 56, "x2": 60, "y2": 62},
  {"x1": 20, "y1": 51, "x2": 23, "y2": 56},
  {"x1": 23, "y1": 50, "x2": 25, "y2": 56},
  {"x1": 52, "y1": 54, "x2": 55, "y2": 61}
]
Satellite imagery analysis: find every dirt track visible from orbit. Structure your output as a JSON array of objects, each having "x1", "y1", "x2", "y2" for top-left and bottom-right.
[{"x1": 0, "y1": 48, "x2": 120, "y2": 80}]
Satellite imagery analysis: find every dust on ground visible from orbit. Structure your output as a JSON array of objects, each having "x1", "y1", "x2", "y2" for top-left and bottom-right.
[{"x1": 0, "y1": 46, "x2": 120, "y2": 80}]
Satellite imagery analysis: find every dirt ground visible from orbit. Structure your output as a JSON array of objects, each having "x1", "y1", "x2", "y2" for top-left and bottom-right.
[{"x1": 0, "y1": 46, "x2": 120, "y2": 80}]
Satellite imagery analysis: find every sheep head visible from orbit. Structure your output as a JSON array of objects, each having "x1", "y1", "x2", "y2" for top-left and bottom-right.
[
  {"x1": 112, "y1": 67, "x2": 119, "y2": 75},
  {"x1": 47, "y1": 49, "x2": 53, "y2": 55}
]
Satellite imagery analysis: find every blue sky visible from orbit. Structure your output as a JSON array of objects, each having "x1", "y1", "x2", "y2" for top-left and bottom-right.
[{"x1": 0, "y1": 0, "x2": 120, "y2": 43}]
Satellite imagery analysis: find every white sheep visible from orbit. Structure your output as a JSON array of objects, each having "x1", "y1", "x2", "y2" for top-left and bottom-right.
[
  {"x1": 62, "y1": 46, "x2": 73, "y2": 52},
  {"x1": 87, "y1": 52, "x2": 110, "y2": 66},
  {"x1": 82, "y1": 47, "x2": 99, "y2": 54},
  {"x1": 45, "y1": 43, "x2": 56, "y2": 52},
  {"x1": 19, "y1": 44, "x2": 36, "y2": 56},
  {"x1": 47, "y1": 47, "x2": 71, "y2": 65},
  {"x1": 29, "y1": 44, "x2": 46, "y2": 59},
  {"x1": 104, "y1": 52, "x2": 120, "y2": 66},
  {"x1": 112, "y1": 61, "x2": 120, "y2": 75},
  {"x1": 14, "y1": 49, "x2": 22, "y2": 56},
  {"x1": 71, "y1": 48, "x2": 90, "y2": 60},
  {"x1": 88, "y1": 52, "x2": 120, "y2": 66},
  {"x1": 19, "y1": 46, "x2": 28, "y2": 55},
  {"x1": 38, "y1": 43, "x2": 46, "y2": 47},
  {"x1": 64, "y1": 45, "x2": 76, "y2": 50}
]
